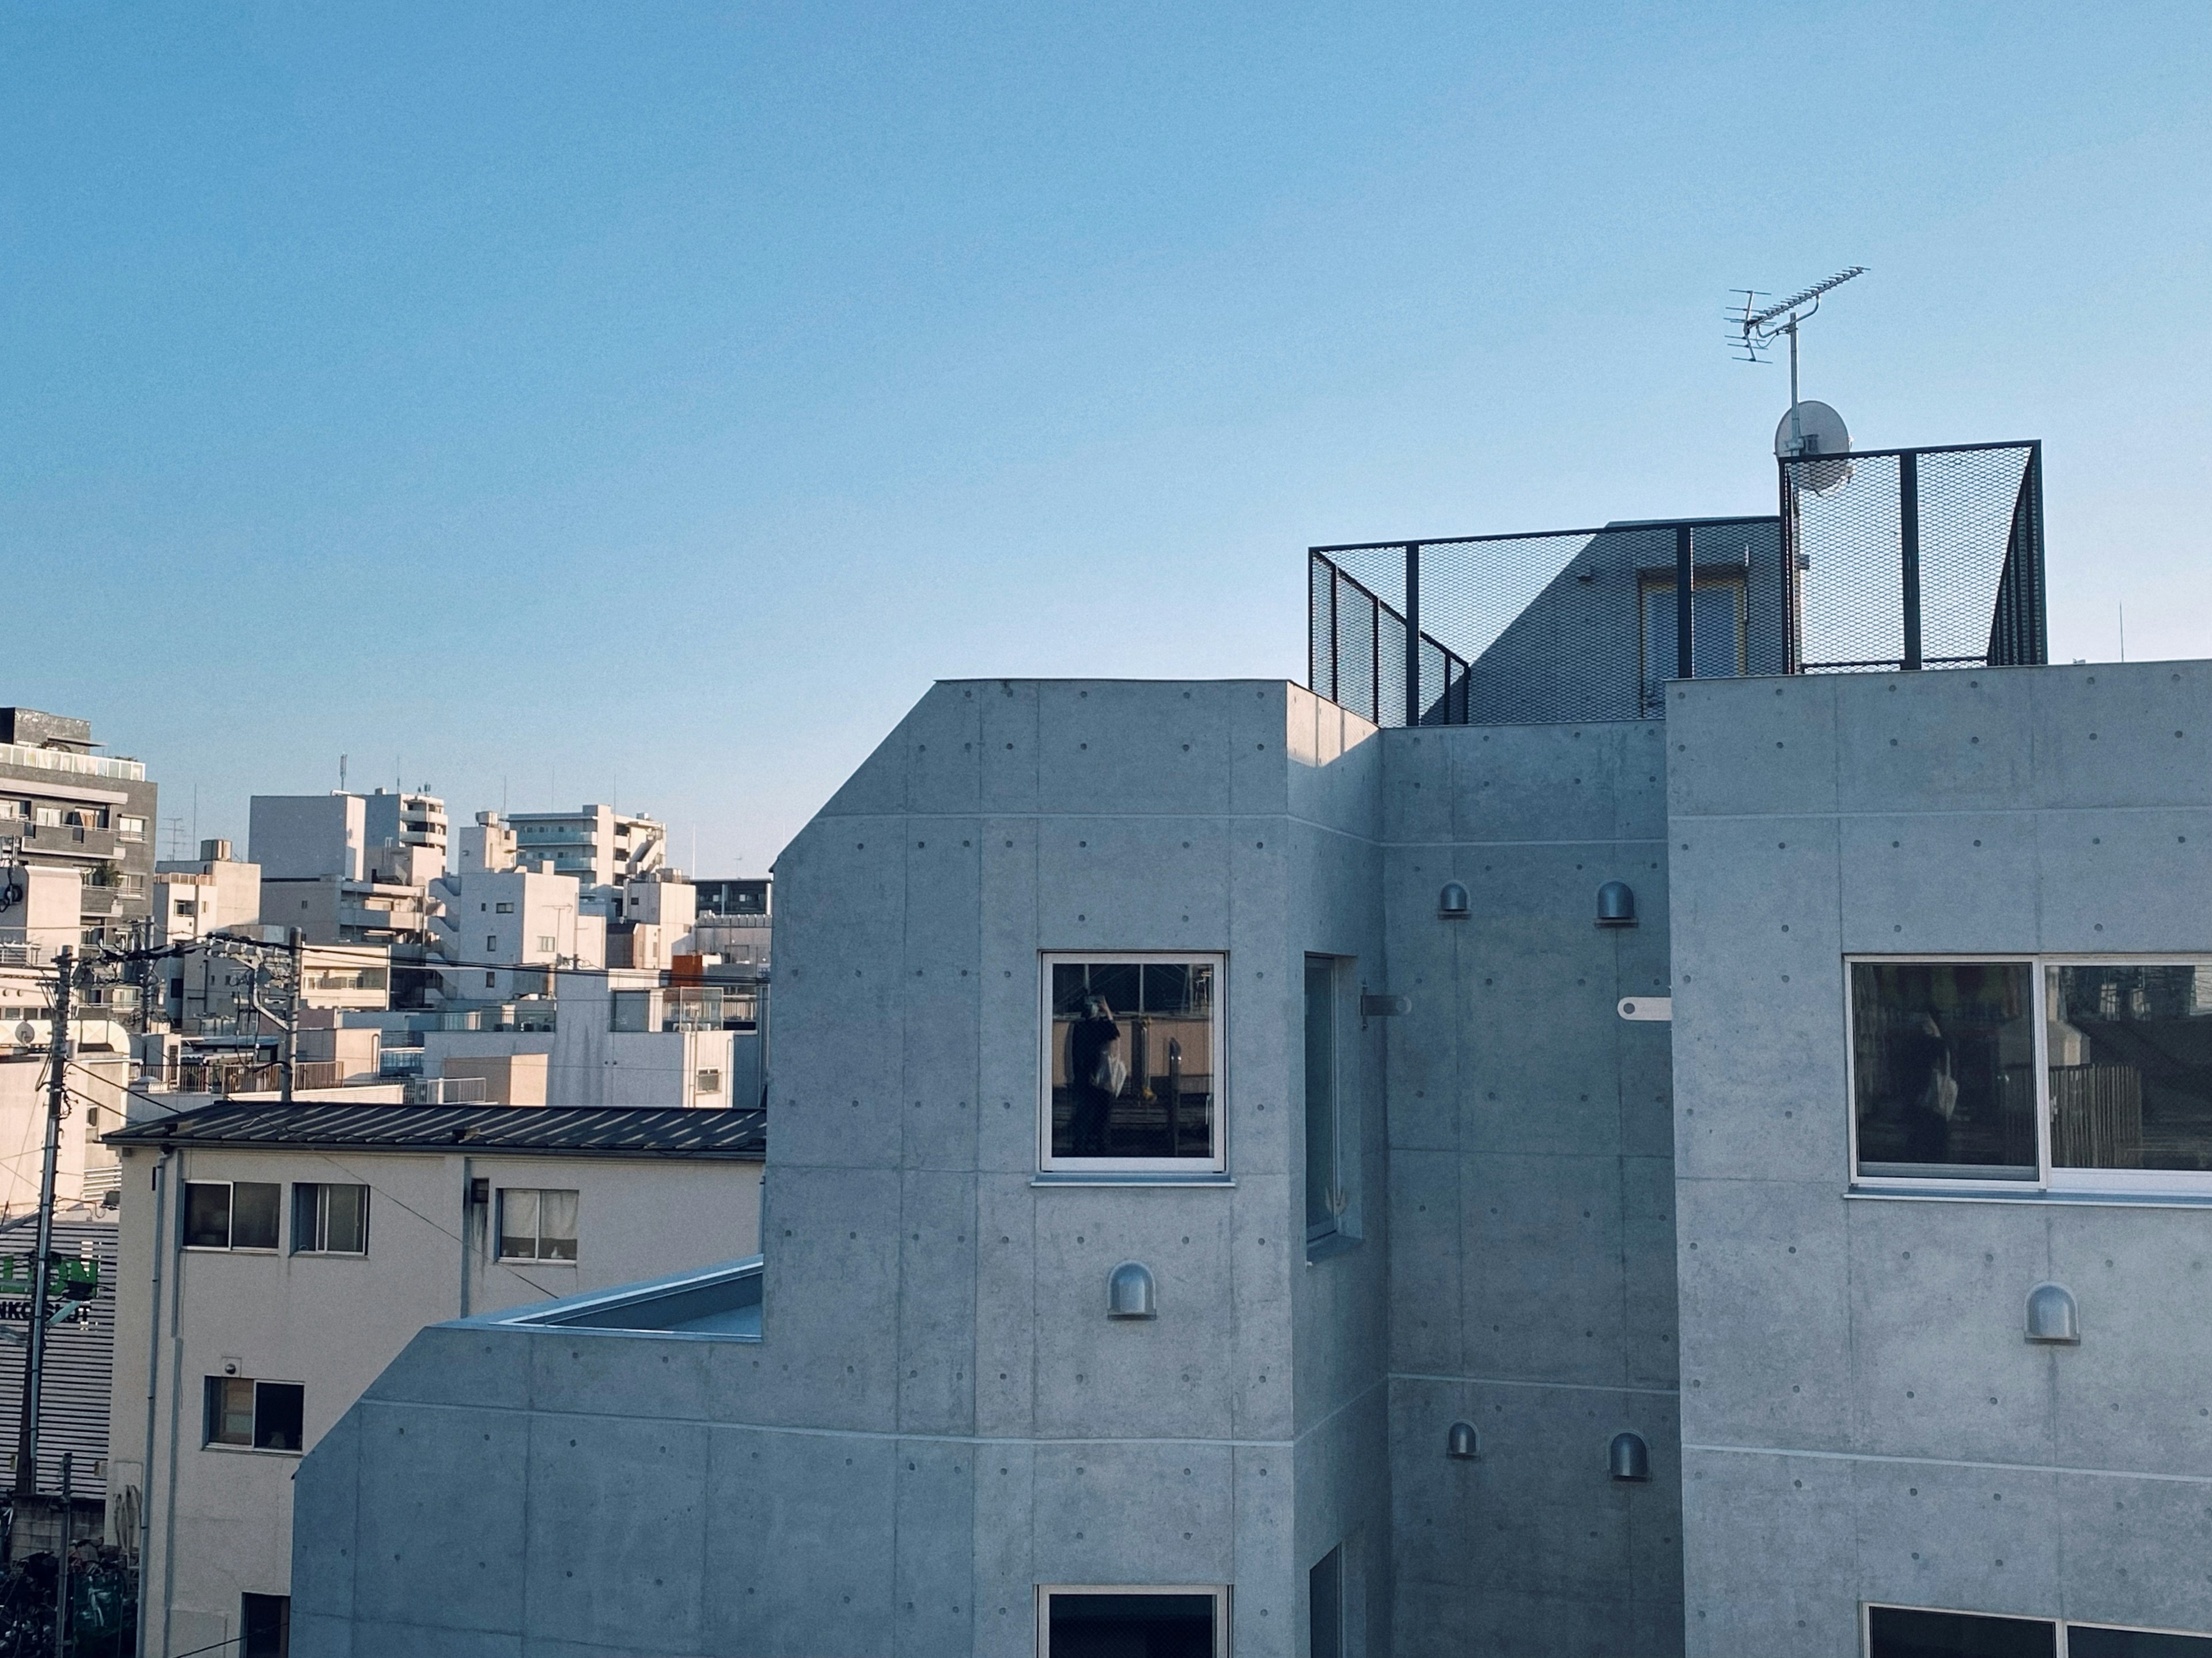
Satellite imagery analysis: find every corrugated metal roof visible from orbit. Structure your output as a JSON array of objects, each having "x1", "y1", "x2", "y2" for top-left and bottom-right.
[
  {"x1": 105, "y1": 1102, "x2": 766, "y2": 1160},
  {"x1": 0, "y1": 1215, "x2": 117, "y2": 1498}
]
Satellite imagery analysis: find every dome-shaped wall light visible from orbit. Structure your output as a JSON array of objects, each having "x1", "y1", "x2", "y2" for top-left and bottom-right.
[
  {"x1": 1608, "y1": 1431, "x2": 1650, "y2": 1482},
  {"x1": 2025, "y1": 1281, "x2": 2079, "y2": 1345},
  {"x1": 1438, "y1": 882, "x2": 1471, "y2": 920},
  {"x1": 1445, "y1": 1421, "x2": 1480, "y2": 1460},
  {"x1": 1107, "y1": 1261, "x2": 1157, "y2": 1321},
  {"x1": 1596, "y1": 881, "x2": 1638, "y2": 928}
]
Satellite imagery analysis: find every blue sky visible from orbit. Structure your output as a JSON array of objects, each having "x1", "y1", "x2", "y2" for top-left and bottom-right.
[{"x1": 5, "y1": 3, "x2": 2207, "y2": 871}]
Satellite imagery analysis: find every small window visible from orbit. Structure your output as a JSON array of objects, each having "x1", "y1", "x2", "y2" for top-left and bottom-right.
[
  {"x1": 1040, "y1": 1587, "x2": 1226, "y2": 1657},
  {"x1": 203, "y1": 1378, "x2": 305, "y2": 1453},
  {"x1": 497, "y1": 1189, "x2": 578, "y2": 1262},
  {"x1": 182, "y1": 1182, "x2": 282, "y2": 1250},
  {"x1": 241, "y1": 1593, "x2": 290, "y2": 1658},
  {"x1": 536, "y1": 935, "x2": 556, "y2": 952},
  {"x1": 118, "y1": 815, "x2": 146, "y2": 836},
  {"x1": 291, "y1": 1183, "x2": 369, "y2": 1254},
  {"x1": 484, "y1": 972, "x2": 498, "y2": 988},
  {"x1": 33, "y1": 807, "x2": 60, "y2": 828},
  {"x1": 695, "y1": 1069, "x2": 723, "y2": 1095},
  {"x1": 486, "y1": 935, "x2": 498, "y2": 951},
  {"x1": 173, "y1": 900, "x2": 198, "y2": 917},
  {"x1": 1042, "y1": 954, "x2": 1225, "y2": 1174},
  {"x1": 495, "y1": 902, "x2": 514, "y2": 914},
  {"x1": 1305, "y1": 956, "x2": 1344, "y2": 1246}
]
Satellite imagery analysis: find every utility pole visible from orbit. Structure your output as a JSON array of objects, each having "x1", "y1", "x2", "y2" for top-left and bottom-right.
[
  {"x1": 16, "y1": 947, "x2": 72, "y2": 1508},
  {"x1": 281, "y1": 927, "x2": 303, "y2": 1102}
]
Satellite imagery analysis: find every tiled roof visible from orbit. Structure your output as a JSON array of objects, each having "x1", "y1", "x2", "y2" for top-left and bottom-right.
[{"x1": 105, "y1": 1102, "x2": 765, "y2": 1160}]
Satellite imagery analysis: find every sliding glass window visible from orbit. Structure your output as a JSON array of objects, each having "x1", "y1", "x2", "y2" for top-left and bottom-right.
[{"x1": 1851, "y1": 958, "x2": 2212, "y2": 1193}]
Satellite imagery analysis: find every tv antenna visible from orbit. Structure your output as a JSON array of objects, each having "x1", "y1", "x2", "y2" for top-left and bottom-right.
[{"x1": 1728, "y1": 266, "x2": 1866, "y2": 457}]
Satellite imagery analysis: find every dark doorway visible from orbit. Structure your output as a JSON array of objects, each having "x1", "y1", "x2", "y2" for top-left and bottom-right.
[{"x1": 1045, "y1": 1590, "x2": 1218, "y2": 1658}]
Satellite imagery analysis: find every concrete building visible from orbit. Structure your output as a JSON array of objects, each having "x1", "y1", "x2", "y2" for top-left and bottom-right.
[
  {"x1": 249, "y1": 796, "x2": 366, "y2": 884},
  {"x1": 293, "y1": 437, "x2": 2212, "y2": 1657},
  {"x1": 360, "y1": 789, "x2": 446, "y2": 881},
  {"x1": 427, "y1": 864, "x2": 605, "y2": 999},
  {"x1": 0, "y1": 707, "x2": 158, "y2": 952},
  {"x1": 154, "y1": 841, "x2": 263, "y2": 947},
  {"x1": 105, "y1": 1101, "x2": 766, "y2": 1658},
  {"x1": 251, "y1": 794, "x2": 441, "y2": 974},
  {"x1": 418, "y1": 968, "x2": 740, "y2": 1111}
]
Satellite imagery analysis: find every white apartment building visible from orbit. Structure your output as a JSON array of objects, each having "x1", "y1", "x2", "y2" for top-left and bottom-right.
[
  {"x1": 152, "y1": 842, "x2": 262, "y2": 947},
  {"x1": 504, "y1": 804, "x2": 665, "y2": 895},
  {"x1": 427, "y1": 865, "x2": 605, "y2": 1001},
  {"x1": 419, "y1": 968, "x2": 740, "y2": 1110},
  {"x1": 105, "y1": 1101, "x2": 766, "y2": 1658}
]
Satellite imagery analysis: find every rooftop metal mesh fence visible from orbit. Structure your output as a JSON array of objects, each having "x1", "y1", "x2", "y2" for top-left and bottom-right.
[{"x1": 1309, "y1": 438, "x2": 2046, "y2": 727}]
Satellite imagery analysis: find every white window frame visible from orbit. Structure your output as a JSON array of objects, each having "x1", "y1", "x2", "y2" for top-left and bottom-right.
[
  {"x1": 1863, "y1": 1599, "x2": 2212, "y2": 1653},
  {"x1": 1846, "y1": 953, "x2": 2212, "y2": 1197},
  {"x1": 1036, "y1": 1585, "x2": 1230, "y2": 1658},
  {"x1": 1038, "y1": 951, "x2": 1228, "y2": 1178}
]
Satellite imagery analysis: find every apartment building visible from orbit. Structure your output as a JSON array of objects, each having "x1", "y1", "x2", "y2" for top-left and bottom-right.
[
  {"x1": 503, "y1": 804, "x2": 666, "y2": 897},
  {"x1": 294, "y1": 435, "x2": 2212, "y2": 1658},
  {"x1": 0, "y1": 707, "x2": 157, "y2": 952},
  {"x1": 106, "y1": 1101, "x2": 766, "y2": 1658},
  {"x1": 249, "y1": 793, "x2": 440, "y2": 964}
]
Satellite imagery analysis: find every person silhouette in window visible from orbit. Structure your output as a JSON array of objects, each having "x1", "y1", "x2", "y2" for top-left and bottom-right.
[
  {"x1": 1067, "y1": 992, "x2": 1124, "y2": 1157},
  {"x1": 1904, "y1": 1011, "x2": 1959, "y2": 1162}
]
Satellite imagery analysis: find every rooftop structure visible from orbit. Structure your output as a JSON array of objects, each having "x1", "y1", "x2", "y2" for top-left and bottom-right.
[{"x1": 1311, "y1": 438, "x2": 2044, "y2": 727}]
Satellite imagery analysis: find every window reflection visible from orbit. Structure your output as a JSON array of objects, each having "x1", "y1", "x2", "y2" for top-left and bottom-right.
[
  {"x1": 1851, "y1": 962, "x2": 2036, "y2": 1179},
  {"x1": 1048, "y1": 958, "x2": 1218, "y2": 1164},
  {"x1": 2047, "y1": 965, "x2": 2212, "y2": 1172}
]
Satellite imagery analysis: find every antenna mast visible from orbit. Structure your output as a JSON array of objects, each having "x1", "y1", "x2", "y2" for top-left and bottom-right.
[{"x1": 1728, "y1": 266, "x2": 1867, "y2": 455}]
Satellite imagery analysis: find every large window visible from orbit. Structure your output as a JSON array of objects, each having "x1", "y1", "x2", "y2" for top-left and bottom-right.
[
  {"x1": 497, "y1": 1188, "x2": 578, "y2": 1261},
  {"x1": 1851, "y1": 959, "x2": 2212, "y2": 1192},
  {"x1": 1041, "y1": 955, "x2": 1224, "y2": 1175},
  {"x1": 1039, "y1": 1587, "x2": 1226, "y2": 1658},
  {"x1": 182, "y1": 1182, "x2": 282, "y2": 1250},
  {"x1": 291, "y1": 1183, "x2": 369, "y2": 1254},
  {"x1": 203, "y1": 1378, "x2": 305, "y2": 1452},
  {"x1": 1305, "y1": 957, "x2": 1344, "y2": 1248},
  {"x1": 1868, "y1": 1605, "x2": 2212, "y2": 1655}
]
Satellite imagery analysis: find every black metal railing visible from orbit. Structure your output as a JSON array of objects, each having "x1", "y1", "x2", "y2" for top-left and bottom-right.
[
  {"x1": 1783, "y1": 439, "x2": 2044, "y2": 674},
  {"x1": 1308, "y1": 438, "x2": 2047, "y2": 727}
]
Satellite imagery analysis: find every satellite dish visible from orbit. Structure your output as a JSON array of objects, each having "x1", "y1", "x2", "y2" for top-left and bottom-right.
[
  {"x1": 1776, "y1": 400, "x2": 1853, "y2": 493},
  {"x1": 13, "y1": 1023, "x2": 35, "y2": 1046}
]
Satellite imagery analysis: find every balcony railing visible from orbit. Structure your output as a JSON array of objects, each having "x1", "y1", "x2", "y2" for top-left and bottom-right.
[
  {"x1": 0, "y1": 744, "x2": 146, "y2": 782},
  {"x1": 1309, "y1": 438, "x2": 2047, "y2": 727}
]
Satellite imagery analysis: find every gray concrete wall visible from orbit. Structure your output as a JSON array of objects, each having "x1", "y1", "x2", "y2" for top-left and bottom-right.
[
  {"x1": 294, "y1": 679, "x2": 1400, "y2": 1657},
  {"x1": 1380, "y1": 719, "x2": 1685, "y2": 1656},
  {"x1": 1669, "y1": 661, "x2": 2212, "y2": 1655}
]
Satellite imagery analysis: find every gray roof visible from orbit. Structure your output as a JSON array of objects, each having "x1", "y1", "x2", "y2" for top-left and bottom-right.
[{"x1": 105, "y1": 1102, "x2": 766, "y2": 1160}]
